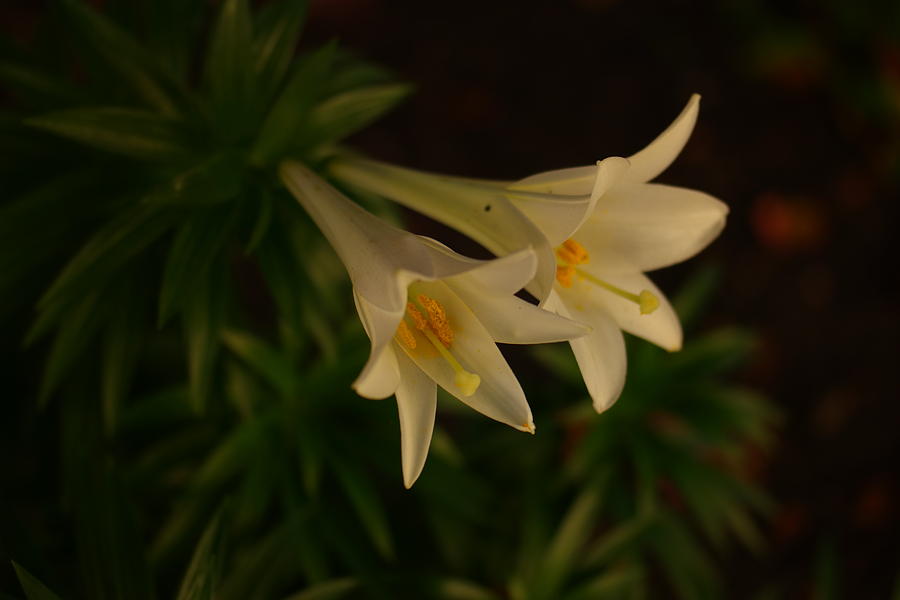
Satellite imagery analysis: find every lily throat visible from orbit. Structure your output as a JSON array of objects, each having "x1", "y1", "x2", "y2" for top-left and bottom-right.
[
  {"x1": 554, "y1": 239, "x2": 659, "y2": 315},
  {"x1": 394, "y1": 292, "x2": 481, "y2": 396}
]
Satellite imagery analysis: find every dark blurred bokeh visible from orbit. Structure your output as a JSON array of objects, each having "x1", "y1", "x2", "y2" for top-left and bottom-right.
[
  {"x1": 2, "y1": 0, "x2": 898, "y2": 597},
  {"x1": 298, "y1": 0, "x2": 900, "y2": 595}
]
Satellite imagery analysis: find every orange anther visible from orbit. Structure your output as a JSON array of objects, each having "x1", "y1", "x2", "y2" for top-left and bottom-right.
[
  {"x1": 556, "y1": 265, "x2": 576, "y2": 287},
  {"x1": 417, "y1": 294, "x2": 453, "y2": 347},
  {"x1": 395, "y1": 320, "x2": 417, "y2": 349}
]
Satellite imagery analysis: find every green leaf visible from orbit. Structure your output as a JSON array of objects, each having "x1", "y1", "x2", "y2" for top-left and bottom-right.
[
  {"x1": 205, "y1": 0, "x2": 253, "y2": 137},
  {"x1": 255, "y1": 216, "x2": 315, "y2": 358},
  {"x1": 244, "y1": 188, "x2": 273, "y2": 253},
  {"x1": 325, "y1": 49, "x2": 395, "y2": 95},
  {"x1": 145, "y1": 152, "x2": 245, "y2": 207},
  {"x1": 38, "y1": 290, "x2": 104, "y2": 405},
  {"x1": 0, "y1": 169, "x2": 108, "y2": 305},
  {"x1": 61, "y1": 393, "x2": 156, "y2": 600},
  {"x1": 301, "y1": 83, "x2": 413, "y2": 149},
  {"x1": 565, "y1": 564, "x2": 644, "y2": 600},
  {"x1": 24, "y1": 107, "x2": 192, "y2": 160},
  {"x1": 59, "y1": 0, "x2": 181, "y2": 115},
  {"x1": 432, "y1": 578, "x2": 501, "y2": 600},
  {"x1": 670, "y1": 327, "x2": 756, "y2": 376},
  {"x1": 281, "y1": 579, "x2": 357, "y2": 600},
  {"x1": 672, "y1": 265, "x2": 721, "y2": 332},
  {"x1": 251, "y1": 41, "x2": 337, "y2": 165},
  {"x1": 101, "y1": 276, "x2": 147, "y2": 435},
  {"x1": 158, "y1": 204, "x2": 238, "y2": 327},
  {"x1": 329, "y1": 453, "x2": 395, "y2": 560},
  {"x1": 253, "y1": 0, "x2": 309, "y2": 105},
  {"x1": 11, "y1": 562, "x2": 62, "y2": 600},
  {"x1": 531, "y1": 488, "x2": 603, "y2": 599},
  {"x1": 137, "y1": 0, "x2": 207, "y2": 82},
  {"x1": 37, "y1": 201, "x2": 175, "y2": 312},
  {"x1": 151, "y1": 418, "x2": 265, "y2": 564},
  {"x1": 582, "y1": 514, "x2": 655, "y2": 568},
  {"x1": 0, "y1": 62, "x2": 84, "y2": 108},
  {"x1": 184, "y1": 260, "x2": 228, "y2": 413},
  {"x1": 221, "y1": 330, "x2": 298, "y2": 397},
  {"x1": 176, "y1": 507, "x2": 227, "y2": 600}
]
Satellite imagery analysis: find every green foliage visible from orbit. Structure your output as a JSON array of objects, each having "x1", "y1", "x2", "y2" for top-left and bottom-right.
[
  {"x1": 1, "y1": 1, "x2": 775, "y2": 599},
  {"x1": 11, "y1": 563, "x2": 62, "y2": 600}
]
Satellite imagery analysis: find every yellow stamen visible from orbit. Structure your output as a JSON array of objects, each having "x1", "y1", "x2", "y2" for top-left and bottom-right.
[
  {"x1": 417, "y1": 294, "x2": 453, "y2": 347},
  {"x1": 557, "y1": 239, "x2": 590, "y2": 265},
  {"x1": 556, "y1": 265, "x2": 576, "y2": 288},
  {"x1": 576, "y1": 269, "x2": 660, "y2": 315},
  {"x1": 406, "y1": 301, "x2": 428, "y2": 331},
  {"x1": 402, "y1": 294, "x2": 481, "y2": 396},
  {"x1": 394, "y1": 320, "x2": 416, "y2": 350},
  {"x1": 554, "y1": 238, "x2": 658, "y2": 315}
]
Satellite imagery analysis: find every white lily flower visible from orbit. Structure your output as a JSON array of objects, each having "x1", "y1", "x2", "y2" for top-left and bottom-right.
[
  {"x1": 278, "y1": 161, "x2": 589, "y2": 487},
  {"x1": 329, "y1": 94, "x2": 728, "y2": 414},
  {"x1": 327, "y1": 152, "x2": 616, "y2": 304}
]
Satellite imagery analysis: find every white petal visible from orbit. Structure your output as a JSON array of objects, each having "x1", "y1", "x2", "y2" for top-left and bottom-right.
[
  {"x1": 509, "y1": 165, "x2": 597, "y2": 195},
  {"x1": 546, "y1": 291, "x2": 626, "y2": 413},
  {"x1": 579, "y1": 182, "x2": 728, "y2": 272},
  {"x1": 280, "y1": 161, "x2": 427, "y2": 313},
  {"x1": 445, "y1": 276, "x2": 590, "y2": 344},
  {"x1": 352, "y1": 291, "x2": 403, "y2": 398},
  {"x1": 394, "y1": 351, "x2": 437, "y2": 488},
  {"x1": 329, "y1": 158, "x2": 558, "y2": 302},
  {"x1": 625, "y1": 94, "x2": 700, "y2": 184},
  {"x1": 399, "y1": 281, "x2": 534, "y2": 432},
  {"x1": 573, "y1": 267, "x2": 683, "y2": 351},
  {"x1": 419, "y1": 238, "x2": 537, "y2": 296},
  {"x1": 507, "y1": 157, "x2": 630, "y2": 246}
]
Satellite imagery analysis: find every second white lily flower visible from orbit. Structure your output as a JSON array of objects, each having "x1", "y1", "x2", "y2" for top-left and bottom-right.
[{"x1": 279, "y1": 161, "x2": 588, "y2": 488}]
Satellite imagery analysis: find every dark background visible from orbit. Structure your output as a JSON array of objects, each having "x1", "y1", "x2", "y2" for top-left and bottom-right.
[
  {"x1": 300, "y1": 0, "x2": 900, "y2": 594},
  {"x1": 1, "y1": 0, "x2": 898, "y2": 596}
]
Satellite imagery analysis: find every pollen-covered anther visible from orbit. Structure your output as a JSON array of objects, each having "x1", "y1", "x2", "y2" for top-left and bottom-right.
[
  {"x1": 395, "y1": 320, "x2": 417, "y2": 349},
  {"x1": 556, "y1": 265, "x2": 576, "y2": 288},
  {"x1": 406, "y1": 302, "x2": 428, "y2": 331},
  {"x1": 556, "y1": 239, "x2": 590, "y2": 265},
  {"x1": 417, "y1": 294, "x2": 453, "y2": 347},
  {"x1": 403, "y1": 293, "x2": 480, "y2": 396}
]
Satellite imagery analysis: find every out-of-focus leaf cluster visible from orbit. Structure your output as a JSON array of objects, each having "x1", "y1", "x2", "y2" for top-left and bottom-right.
[{"x1": 1, "y1": 1, "x2": 777, "y2": 599}]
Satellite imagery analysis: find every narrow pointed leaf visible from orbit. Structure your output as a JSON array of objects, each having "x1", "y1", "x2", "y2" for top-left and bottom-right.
[
  {"x1": 138, "y1": 0, "x2": 206, "y2": 82},
  {"x1": 102, "y1": 278, "x2": 146, "y2": 435},
  {"x1": 176, "y1": 507, "x2": 227, "y2": 600},
  {"x1": 61, "y1": 393, "x2": 155, "y2": 600},
  {"x1": 38, "y1": 201, "x2": 175, "y2": 309},
  {"x1": 532, "y1": 488, "x2": 602, "y2": 599},
  {"x1": 24, "y1": 107, "x2": 191, "y2": 160},
  {"x1": 253, "y1": 0, "x2": 309, "y2": 104},
  {"x1": 330, "y1": 454, "x2": 394, "y2": 559},
  {"x1": 566, "y1": 565, "x2": 644, "y2": 600},
  {"x1": 38, "y1": 291, "x2": 104, "y2": 405},
  {"x1": 185, "y1": 262, "x2": 228, "y2": 413},
  {"x1": 251, "y1": 41, "x2": 336, "y2": 165},
  {"x1": 205, "y1": 0, "x2": 253, "y2": 136},
  {"x1": 245, "y1": 188, "x2": 273, "y2": 253},
  {"x1": 158, "y1": 204, "x2": 237, "y2": 326},
  {"x1": 221, "y1": 330, "x2": 298, "y2": 397},
  {"x1": 0, "y1": 62, "x2": 84, "y2": 107},
  {"x1": 300, "y1": 83, "x2": 412, "y2": 149},
  {"x1": 12, "y1": 562, "x2": 62, "y2": 600},
  {"x1": 59, "y1": 0, "x2": 180, "y2": 114},
  {"x1": 281, "y1": 579, "x2": 357, "y2": 600}
]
